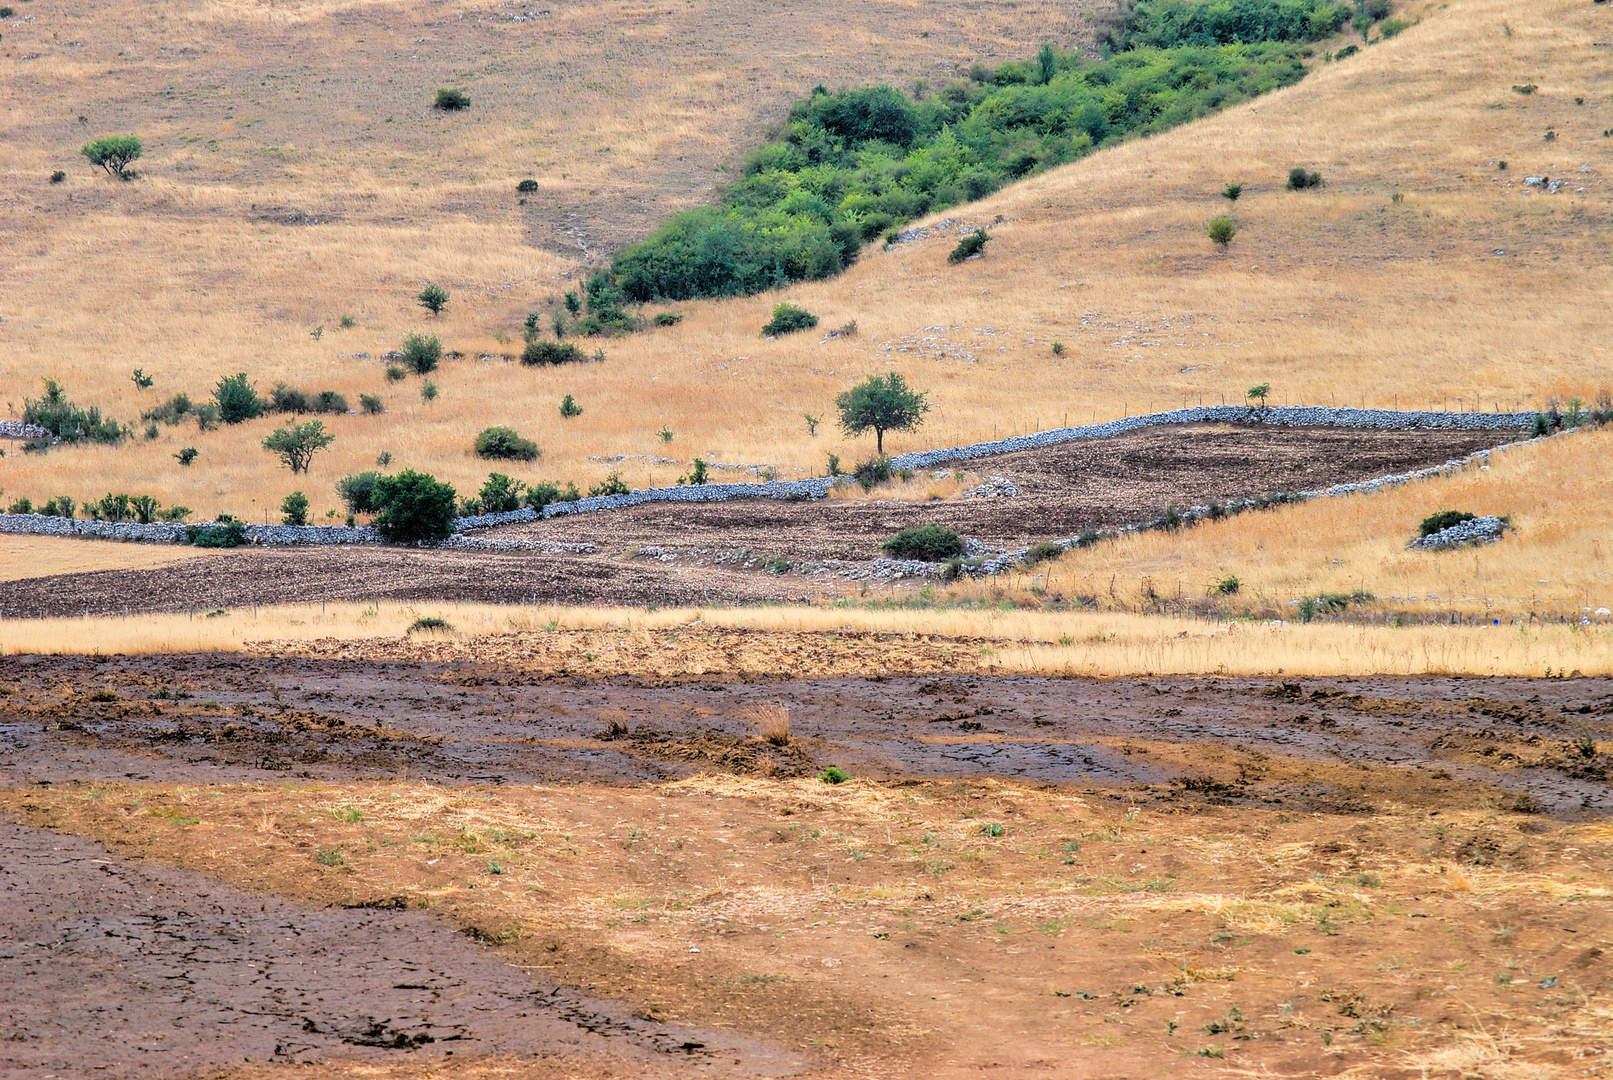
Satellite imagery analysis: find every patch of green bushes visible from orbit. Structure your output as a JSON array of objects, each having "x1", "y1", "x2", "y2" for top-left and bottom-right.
[
  {"x1": 22, "y1": 379, "x2": 125, "y2": 450},
  {"x1": 1099, "y1": 0, "x2": 1350, "y2": 50},
  {"x1": 521, "y1": 339, "x2": 587, "y2": 366},
  {"x1": 525, "y1": 481, "x2": 581, "y2": 510},
  {"x1": 269, "y1": 385, "x2": 349, "y2": 415},
  {"x1": 187, "y1": 519, "x2": 248, "y2": 547},
  {"x1": 882, "y1": 524, "x2": 966, "y2": 561},
  {"x1": 336, "y1": 471, "x2": 383, "y2": 516},
  {"x1": 607, "y1": 38, "x2": 1311, "y2": 301},
  {"x1": 400, "y1": 333, "x2": 443, "y2": 375},
  {"x1": 474, "y1": 426, "x2": 541, "y2": 462},
  {"x1": 214, "y1": 373, "x2": 262, "y2": 424},
  {"x1": 589, "y1": 473, "x2": 630, "y2": 497}
]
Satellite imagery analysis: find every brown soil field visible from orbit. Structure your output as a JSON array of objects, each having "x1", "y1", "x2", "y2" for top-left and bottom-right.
[
  {"x1": 2, "y1": 656, "x2": 1610, "y2": 1078},
  {"x1": 0, "y1": 424, "x2": 1513, "y2": 617}
]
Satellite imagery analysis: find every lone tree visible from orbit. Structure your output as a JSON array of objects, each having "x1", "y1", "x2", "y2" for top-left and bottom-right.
[
  {"x1": 280, "y1": 490, "x2": 310, "y2": 526},
  {"x1": 418, "y1": 283, "x2": 449, "y2": 316},
  {"x1": 81, "y1": 135, "x2": 143, "y2": 178},
  {"x1": 1207, "y1": 216, "x2": 1237, "y2": 249},
  {"x1": 836, "y1": 373, "x2": 929, "y2": 456},
  {"x1": 1221, "y1": 182, "x2": 1243, "y2": 201},
  {"x1": 262, "y1": 419, "x2": 334, "y2": 474},
  {"x1": 1246, "y1": 382, "x2": 1271, "y2": 408}
]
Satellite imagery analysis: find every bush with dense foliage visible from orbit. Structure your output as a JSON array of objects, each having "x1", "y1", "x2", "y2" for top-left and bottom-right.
[
  {"x1": 474, "y1": 425, "x2": 541, "y2": 462},
  {"x1": 434, "y1": 88, "x2": 470, "y2": 111},
  {"x1": 477, "y1": 472, "x2": 526, "y2": 513},
  {"x1": 524, "y1": 481, "x2": 581, "y2": 511},
  {"x1": 214, "y1": 373, "x2": 262, "y2": 424},
  {"x1": 280, "y1": 490, "x2": 310, "y2": 526},
  {"x1": 762, "y1": 303, "x2": 818, "y2": 336},
  {"x1": 269, "y1": 384, "x2": 349, "y2": 415},
  {"x1": 186, "y1": 519, "x2": 248, "y2": 547},
  {"x1": 370, "y1": 470, "x2": 458, "y2": 543},
  {"x1": 1099, "y1": 0, "x2": 1349, "y2": 50},
  {"x1": 948, "y1": 228, "x2": 990, "y2": 263},
  {"x1": 400, "y1": 333, "x2": 443, "y2": 375},
  {"x1": 22, "y1": 379, "x2": 124, "y2": 450},
  {"x1": 335, "y1": 471, "x2": 383, "y2": 515},
  {"x1": 608, "y1": 33, "x2": 1312, "y2": 301},
  {"x1": 882, "y1": 524, "x2": 966, "y2": 561},
  {"x1": 521, "y1": 339, "x2": 587, "y2": 366}
]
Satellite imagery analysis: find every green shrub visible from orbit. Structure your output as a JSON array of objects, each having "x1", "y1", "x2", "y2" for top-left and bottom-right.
[
  {"x1": 1222, "y1": 182, "x2": 1243, "y2": 201},
  {"x1": 421, "y1": 378, "x2": 438, "y2": 402},
  {"x1": 853, "y1": 456, "x2": 893, "y2": 491},
  {"x1": 400, "y1": 333, "x2": 443, "y2": 375},
  {"x1": 1207, "y1": 215, "x2": 1237, "y2": 247},
  {"x1": 141, "y1": 392, "x2": 192, "y2": 426},
  {"x1": 1418, "y1": 510, "x2": 1475, "y2": 537},
  {"x1": 6, "y1": 496, "x2": 32, "y2": 514},
  {"x1": 262, "y1": 420, "x2": 334, "y2": 474},
  {"x1": 417, "y1": 283, "x2": 449, "y2": 316},
  {"x1": 1214, "y1": 574, "x2": 1242, "y2": 595},
  {"x1": 131, "y1": 368, "x2": 154, "y2": 390},
  {"x1": 385, "y1": 363, "x2": 407, "y2": 383},
  {"x1": 516, "y1": 178, "x2": 539, "y2": 193},
  {"x1": 1246, "y1": 382, "x2": 1271, "y2": 407},
  {"x1": 1334, "y1": 42, "x2": 1359, "y2": 58},
  {"x1": 948, "y1": 228, "x2": 990, "y2": 263},
  {"x1": 1100, "y1": 0, "x2": 1348, "y2": 49},
  {"x1": 43, "y1": 496, "x2": 76, "y2": 519},
  {"x1": 653, "y1": 311, "x2": 683, "y2": 326},
  {"x1": 408, "y1": 616, "x2": 456, "y2": 634},
  {"x1": 762, "y1": 303, "x2": 818, "y2": 336},
  {"x1": 335, "y1": 471, "x2": 383, "y2": 515},
  {"x1": 186, "y1": 520, "x2": 248, "y2": 547},
  {"x1": 214, "y1": 373, "x2": 262, "y2": 424},
  {"x1": 88, "y1": 496, "x2": 128, "y2": 525},
  {"x1": 678, "y1": 458, "x2": 709, "y2": 485},
  {"x1": 371, "y1": 470, "x2": 458, "y2": 543},
  {"x1": 1378, "y1": 16, "x2": 1412, "y2": 37},
  {"x1": 160, "y1": 506, "x2": 192, "y2": 522},
  {"x1": 175, "y1": 446, "x2": 199, "y2": 466},
  {"x1": 882, "y1": 524, "x2": 965, "y2": 561},
  {"x1": 359, "y1": 394, "x2": 385, "y2": 415},
  {"x1": 1024, "y1": 540, "x2": 1066, "y2": 565},
  {"x1": 837, "y1": 373, "x2": 929, "y2": 455},
  {"x1": 819, "y1": 766, "x2": 849, "y2": 785},
  {"x1": 474, "y1": 425, "x2": 540, "y2": 462},
  {"x1": 269, "y1": 384, "x2": 348, "y2": 414},
  {"x1": 22, "y1": 379, "x2": 124, "y2": 448},
  {"x1": 477, "y1": 472, "x2": 526, "y2": 513},
  {"x1": 1287, "y1": 166, "x2": 1322, "y2": 190},
  {"x1": 525, "y1": 481, "x2": 581, "y2": 511},
  {"x1": 521, "y1": 339, "x2": 586, "y2": 366},
  {"x1": 50, "y1": 170, "x2": 65, "y2": 184},
  {"x1": 434, "y1": 88, "x2": 471, "y2": 111},
  {"x1": 128, "y1": 494, "x2": 160, "y2": 524},
  {"x1": 559, "y1": 394, "x2": 583, "y2": 418},
  {"x1": 80, "y1": 134, "x2": 143, "y2": 178},
  {"x1": 589, "y1": 473, "x2": 630, "y2": 497},
  {"x1": 281, "y1": 490, "x2": 310, "y2": 526}
]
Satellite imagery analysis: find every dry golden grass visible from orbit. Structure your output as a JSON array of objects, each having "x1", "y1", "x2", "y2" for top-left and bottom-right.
[
  {"x1": 2, "y1": 0, "x2": 1610, "y2": 529},
  {"x1": 2, "y1": 600, "x2": 1608, "y2": 676},
  {"x1": 8, "y1": 777, "x2": 1610, "y2": 1078},
  {"x1": 0, "y1": 534, "x2": 221, "y2": 582},
  {"x1": 965, "y1": 425, "x2": 1613, "y2": 618}
]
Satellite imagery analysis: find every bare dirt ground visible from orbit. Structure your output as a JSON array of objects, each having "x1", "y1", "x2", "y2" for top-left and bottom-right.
[
  {"x1": 0, "y1": 425, "x2": 1514, "y2": 618},
  {"x1": 0, "y1": 819, "x2": 800, "y2": 1079},
  {"x1": 1, "y1": 659, "x2": 1610, "y2": 1078},
  {"x1": 508, "y1": 424, "x2": 1515, "y2": 561}
]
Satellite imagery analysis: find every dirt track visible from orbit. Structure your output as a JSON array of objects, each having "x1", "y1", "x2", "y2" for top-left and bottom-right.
[{"x1": 0, "y1": 424, "x2": 1514, "y2": 617}]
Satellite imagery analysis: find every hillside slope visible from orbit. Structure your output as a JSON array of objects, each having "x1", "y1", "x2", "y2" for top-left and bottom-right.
[{"x1": 0, "y1": 0, "x2": 1608, "y2": 525}]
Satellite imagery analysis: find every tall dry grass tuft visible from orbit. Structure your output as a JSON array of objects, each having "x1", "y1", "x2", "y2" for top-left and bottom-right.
[{"x1": 742, "y1": 703, "x2": 792, "y2": 747}]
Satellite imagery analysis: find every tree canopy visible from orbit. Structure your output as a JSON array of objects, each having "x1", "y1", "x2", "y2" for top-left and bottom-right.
[{"x1": 836, "y1": 373, "x2": 929, "y2": 456}]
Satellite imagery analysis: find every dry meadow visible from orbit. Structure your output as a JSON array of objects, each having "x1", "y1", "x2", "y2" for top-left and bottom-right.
[{"x1": 2, "y1": 0, "x2": 1609, "y2": 524}]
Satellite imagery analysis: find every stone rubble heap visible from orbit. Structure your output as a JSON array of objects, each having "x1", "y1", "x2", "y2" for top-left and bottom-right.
[{"x1": 1407, "y1": 516, "x2": 1508, "y2": 550}]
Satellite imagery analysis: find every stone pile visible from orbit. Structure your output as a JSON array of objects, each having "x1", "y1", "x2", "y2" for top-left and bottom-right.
[{"x1": 1407, "y1": 516, "x2": 1508, "y2": 550}]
